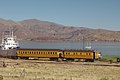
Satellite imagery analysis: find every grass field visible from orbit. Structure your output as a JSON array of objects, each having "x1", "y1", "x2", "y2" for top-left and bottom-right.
[
  {"x1": 0, "y1": 58, "x2": 120, "y2": 80},
  {"x1": 101, "y1": 55, "x2": 120, "y2": 62}
]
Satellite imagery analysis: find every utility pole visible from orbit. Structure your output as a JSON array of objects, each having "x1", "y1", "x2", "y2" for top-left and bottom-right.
[{"x1": 82, "y1": 36, "x2": 85, "y2": 50}]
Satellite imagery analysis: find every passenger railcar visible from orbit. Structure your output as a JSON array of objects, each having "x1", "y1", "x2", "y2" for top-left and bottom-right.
[
  {"x1": 16, "y1": 49, "x2": 62, "y2": 60},
  {"x1": 63, "y1": 50, "x2": 101, "y2": 62}
]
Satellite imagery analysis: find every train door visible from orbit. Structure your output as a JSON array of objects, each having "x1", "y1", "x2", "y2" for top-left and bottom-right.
[
  {"x1": 93, "y1": 52, "x2": 95, "y2": 59},
  {"x1": 59, "y1": 52, "x2": 63, "y2": 58}
]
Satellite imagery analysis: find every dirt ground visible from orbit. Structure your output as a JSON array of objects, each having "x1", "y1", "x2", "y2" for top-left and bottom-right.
[{"x1": 0, "y1": 58, "x2": 120, "y2": 80}]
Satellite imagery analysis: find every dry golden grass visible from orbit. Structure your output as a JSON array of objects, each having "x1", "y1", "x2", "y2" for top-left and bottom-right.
[{"x1": 0, "y1": 59, "x2": 120, "y2": 80}]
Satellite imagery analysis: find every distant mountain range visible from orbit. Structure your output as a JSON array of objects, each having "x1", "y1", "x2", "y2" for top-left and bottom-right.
[{"x1": 0, "y1": 18, "x2": 120, "y2": 42}]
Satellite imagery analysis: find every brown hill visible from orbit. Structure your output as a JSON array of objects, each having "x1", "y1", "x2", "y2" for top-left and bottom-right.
[{"x1": 0, "y1": 18, "x2": 120, "y2": 42}]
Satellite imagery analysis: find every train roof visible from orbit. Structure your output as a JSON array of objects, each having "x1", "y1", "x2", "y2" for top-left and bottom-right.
[
  {"x1": 17, "y1": 48, "x2": 62, "y2": 51},
  {"x1": 63, "y1": 49, "x2": 95, "y2": 52},
  {"x1": 17, "y1": 48, "x2": 97, "y2": 52}
]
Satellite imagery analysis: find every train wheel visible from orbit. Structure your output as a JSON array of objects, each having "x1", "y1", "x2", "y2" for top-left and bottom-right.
[
  {"x1": 117, "y1": 58, "x2": 120, "y2": 63},
  {"x1": 85, "y1": 59, "x2": 94, "y2": 62},
  {"x1": 50, "y1": 58, "x2": 58, "y2": 61},
  {"x1": 67, "y1": 58, "x2": 74, "y2": 62},
  {"x1": 90, "y1": 59, "x2": 94, "y2": 62}
]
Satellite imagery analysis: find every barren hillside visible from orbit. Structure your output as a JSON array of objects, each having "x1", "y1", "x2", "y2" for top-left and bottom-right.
[{"x1": 0, "y1": 18, "x2": 120, "y2": 42}]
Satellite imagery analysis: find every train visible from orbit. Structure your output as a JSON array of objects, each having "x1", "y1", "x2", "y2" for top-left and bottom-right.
[{"x1": 0, "y1": 48, "x2": 102, "y2": 62}]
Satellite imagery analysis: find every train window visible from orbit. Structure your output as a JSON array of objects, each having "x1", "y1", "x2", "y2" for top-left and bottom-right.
[
  {"x1": 89, "y1": 53, "x2": 91, "y2": 55},
  {"x1": 73, "y1": 53, "x2": 75, "y2": 55},
  {"x1": 54, "y1": 52, "x2": 57, "y2": 54},
  {"x1": 51, "y1": 52, "x2": 52, "y2": 54},
  {"x1": 75, "y1": 53, "x2": 77, "y2": 55},
  {"x1": 55, "y1": 52, "x2": 57, "y2": 54},
  {"x1": 76, "y1": 53, "x2": 77, "y2": 55},
  {"x1": 68, "y1": 53, "x2": 70, "y2": 55},
  {"x1": 66, "y1": 53, "x2": 69, "y2": 55},
  {"x1": 81, "y1": 53, "x2": 83, "y2": 55},
  {"x1": 37, "y1": 52, "x2": 38, "y2": 54}
]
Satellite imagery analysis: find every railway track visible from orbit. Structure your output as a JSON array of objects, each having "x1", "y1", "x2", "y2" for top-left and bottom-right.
[
  {"x1": 1, "y1": 59, "x2": 120, "y2": 67},
  {"x1": 22, "y1": 61, "x2": 120, "y2": 67}
]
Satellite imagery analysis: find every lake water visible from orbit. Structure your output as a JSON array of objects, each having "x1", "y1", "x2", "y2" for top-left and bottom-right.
[{"x1": 19, "y1": 41, "x2": 120, "y2": 56}]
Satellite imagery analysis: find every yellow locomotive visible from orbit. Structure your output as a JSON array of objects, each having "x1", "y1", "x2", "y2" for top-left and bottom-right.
[{"x1": 16, "y1": 49, "x2": 102, "y2": 62}]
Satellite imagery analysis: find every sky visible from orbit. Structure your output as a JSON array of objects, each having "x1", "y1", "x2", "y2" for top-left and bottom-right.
[{"x1": 0, "y1": 0, "x2": 120, "y2": 31}]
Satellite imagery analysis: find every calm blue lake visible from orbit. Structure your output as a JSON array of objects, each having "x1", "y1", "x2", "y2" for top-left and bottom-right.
[{"x1": 19, "y1": 41, "x2": 120, "y2": 56}]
